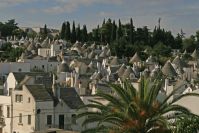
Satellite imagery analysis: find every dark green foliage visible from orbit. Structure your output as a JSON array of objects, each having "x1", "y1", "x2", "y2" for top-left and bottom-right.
[
  {"x1": 0, "y1": 19, "x2": 18, "y2": 37},
  {"x1": 60, "y1": 22, "x2": 66, "y2": 39},
  {"x1": 175, "y1": 114, "x2": 199, "y2": 133},
  {"x1": 59, "y1": 18, "x2": 185, "y2": 57},
  {"x1": 82, "y1": 25, "x2": 88, "y2": 42},
  {"x1": 129, "y1": 18, "x2": 134, "y2": 44},
  {"x1": 71, "y1": 21, "x2": 76, "y2": 43},
  {"x1": 44, "y1": 24, "x2": 48, "y2": 36},
  {"x1": 65, "y1": 21, "x2": 71, "y2": 41},
  {"x1": 76, "y1": 24, "x2": 81, "y2": 41},
  {"x1": 0, "y1": 42, "x2": 23, "y2": 61},
  {"x1": 111, "y1": 20, "x2": 117, "y2": 41},
  {"x1": 152, "y1": 41, "x2": 172, "y2": 57}
]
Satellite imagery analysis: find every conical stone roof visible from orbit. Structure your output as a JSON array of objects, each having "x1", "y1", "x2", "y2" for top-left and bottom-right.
[
  {"x1": 110, "y1": 57, "x2": 119, "y2": 66},
  {"x1": 162, "y1": 60, "x2": 177, "y2": 77},
  {"x1": 117, "y1": 64, "x2": 126, "y2": 77},
  {"x1": 191, "y1": 49, "x2": 199, "y2": 59},
  {"x1": 129, "y1": 52, "x2": 141, "y2": 64},
  {"x1": 122, "y1": 66, "x2": 134, "y2": 80},
  {"x1": 172, "y1": 55, "x2": 186, "y2": 68}
]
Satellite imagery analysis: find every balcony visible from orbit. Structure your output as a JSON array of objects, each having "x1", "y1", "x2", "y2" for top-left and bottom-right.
[{"x1": 46, "y1": 124, "x2": 72, "y2": 131}]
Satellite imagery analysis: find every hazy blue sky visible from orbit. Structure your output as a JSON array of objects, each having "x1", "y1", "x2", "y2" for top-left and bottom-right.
[{"x1": 0, "y1": 0, "x2": 199, "y2": 36}]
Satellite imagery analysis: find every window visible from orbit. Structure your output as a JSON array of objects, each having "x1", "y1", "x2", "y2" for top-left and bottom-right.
[
  {"x1": 18, "y1": 68, "x2": 22, "y2": 72},
  {"x1": 7, "y1": 106, "x2": 10, "y2": 118},
  {"x1": 28, "y1": 97, "x2": 31, "y2": 103},
  {"x1": 71, "y1": 114, "x2": 76, "y2": 124},
  {"x1": 19, "y1": 113, "x2": 22, "y2": 123},
  {"x1": 42, "y1": 65, "x2": 45, "y2": 69},
  {"x1": 28, "y1": 115, "x2": 31, "y2": 125},
  {"x1": 47, "y1": 115, "x2": 52, "y2": 125},
  {"x1": 60, "y1": 46, "x2": 62, "y2": 50},
  {"x1": 9, "y1": 88, "x2": 13, "y2": 96},
  {"x1": 15, "y1": 95, "x2": 23, "y2": 102}
]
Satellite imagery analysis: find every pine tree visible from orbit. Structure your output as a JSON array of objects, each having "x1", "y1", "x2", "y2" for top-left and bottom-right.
[
  {"x1": 76, "y1": 24, "x2": 81, "y2": 41},
  {"x1": 82, "y1": 25, "x2": 88, "y2": 42},
  {"x1": 65, "y1": 21, "x2": 71, "y2": 41},
  {"x1": 60, "y1": 22, "x2": 66, "y2": 39},
  {"x1": 71, "y1": 21, "x2": 76, "y2": 43}
]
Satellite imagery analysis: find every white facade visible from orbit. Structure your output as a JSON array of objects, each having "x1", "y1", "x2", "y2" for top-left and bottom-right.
[
  {"x1": 0, "y1": 62, "x2": 30, "y2": 75},
  {"x1": 18, "y1": 59, "x2": 58, "y2": 72},
  {"x1": 38, "y1": 48, "x2": 51, "y2": 58},
  {"x1": 0, "y1": 96, "x2": 11, "y2": 133},
  {"x1": 3, "y1": 73, "x2": 18, "y2": 96},
  {"x1": 50, "y1": 43, "x2": 62, "y2": 56},
  {"x1": 12, "y1": 85, "x2": 54, "y2": 133}
]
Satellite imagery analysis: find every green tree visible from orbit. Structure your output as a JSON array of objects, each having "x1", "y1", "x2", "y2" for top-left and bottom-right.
[
  {"x1": 60, "y1": 22, "x2": 66, "y2": 39},
  {"x1": 92, "y1": 25, "x2": 100, "y2": 42},
  {"x1": 111, "y1": 20, "x2": 117, "y2": 41},
  {"x1": 65, "y1": 21, "x2": 71, "y2": 41},
  {"x1": 71, "y1": 21, "x2": 76, "y2": 43},
  {"x1": 130, "y1": 18, "x2": 134, "y2": 44},
  {"x1": 175, "y1": 114, "x2": 199, "y2": 133},
  {"x1": 77, "y1": 77, "x2": 199, "y2": 133},
  {"x1": 116, "y1": 19, "x2": 123, "y2": 41},
  {"x1": 44, "y1": 24, "x2": 48, "y2": 37},
  {"x1": 182, "y1": 35, "x2": 196, "y2": 52},
  {"x1": 82, "y1": 25, "x2": 88, "y2": 42},
  {"x1": 76, "y1": 24, "x2": 81, "y2": 41}
]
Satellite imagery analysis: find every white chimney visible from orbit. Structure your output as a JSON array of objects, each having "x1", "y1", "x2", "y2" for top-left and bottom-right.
[{"x1": 164, "y1": 78, "x2": 169, "y2": 93}]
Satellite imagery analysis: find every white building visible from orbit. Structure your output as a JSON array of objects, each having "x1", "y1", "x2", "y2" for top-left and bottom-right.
[
  {"x1": 38, "y1": 48, "x2": 51, "y2": 58},
  {"x1": 0, "y1": 62, "x2": 30, "y2": 75},
  {"x1": 0, "y1": 96, "x2": 11, "y2": 133}
]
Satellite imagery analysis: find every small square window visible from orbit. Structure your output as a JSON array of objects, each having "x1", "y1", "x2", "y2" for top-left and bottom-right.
[{"x1": 28, "y1": 97, "x2": 31, "y2": 103}]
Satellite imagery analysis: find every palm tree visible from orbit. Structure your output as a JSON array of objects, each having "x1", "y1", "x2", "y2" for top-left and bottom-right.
[{"x1": 77, "y1": 77, "x2": 199, "y2": 133}]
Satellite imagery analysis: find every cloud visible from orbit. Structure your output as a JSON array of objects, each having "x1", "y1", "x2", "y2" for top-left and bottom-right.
[
  {"x1": 99, "y1": 11, "x2": 115, "y2": 18},
  {"x1": 0, "y1": 0, "x2": 30, "y2": 7},
  {"x1": 43, "y1": 0, "x2": 123, "y2": 14}
]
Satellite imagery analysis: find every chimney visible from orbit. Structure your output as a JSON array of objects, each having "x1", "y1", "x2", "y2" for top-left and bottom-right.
[
  {"x1": 70, "y1": 72, "x2": 73, "y2": 87},
  {"x1": 52, "y1": 74, "x2": 56, "y2": 97},
  {"x1": 164, "y1": 78, "x2": 169, "y2": 93}
]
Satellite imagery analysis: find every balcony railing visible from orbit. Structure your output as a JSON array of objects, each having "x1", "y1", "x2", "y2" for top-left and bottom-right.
[{"x1": 46, "y1": 124, "x2": 72, "y2": 130}]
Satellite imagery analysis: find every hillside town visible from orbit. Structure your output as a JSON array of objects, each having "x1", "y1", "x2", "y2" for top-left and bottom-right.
[{"x1": 0, "y1": 32, "x2": 198, "y2": 133}]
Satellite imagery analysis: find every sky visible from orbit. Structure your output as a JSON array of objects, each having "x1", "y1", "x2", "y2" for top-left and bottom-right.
[{"x1": 0, "y1": 0, "x2": 199, "y2": 36}]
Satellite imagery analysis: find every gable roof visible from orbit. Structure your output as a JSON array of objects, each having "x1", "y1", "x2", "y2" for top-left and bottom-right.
[
  {"x1": 26, "y1": 85, "x2": 53, "y2": 102},
  {"x1": 12, "y1": 72, "x2": 52, "y2": 88},
  {"x1": 60, "y1": 87, "x2": 84, "y2": 109}
]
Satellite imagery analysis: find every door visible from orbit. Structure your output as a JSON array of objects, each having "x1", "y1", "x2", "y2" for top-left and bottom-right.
[{"x1": 59, "y1": 115, "x2": 64, "y2": 129}]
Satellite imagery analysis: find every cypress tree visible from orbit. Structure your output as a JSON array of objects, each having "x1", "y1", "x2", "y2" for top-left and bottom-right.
[
  {"x1": 82, "y1": 25, "x2": 88, "y2": 42},
  {"x1": 111, "y1": 20, "x2": 117, "y2": 41},
  {"x1": 65, "y1": 21, "x2": 71, "y2": 41},
  {"x1": 60, "y1": 22, "x2": 66, "y2": 39},
  {"x1": 117, "y1": 19, "x2": 123, "y2": 41},
  {"x1": 130, "y1": 18, "x2": 134, "y2": 44},
  {"x1": 76, "y1": 24, "x2": 81, "y2": 41},
  {"x1": 44, "y1": 24, "x2": 48, "y2": 37},
  {"x1": 71, "y1": 21, "x2": 76, "y2": 43}
]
